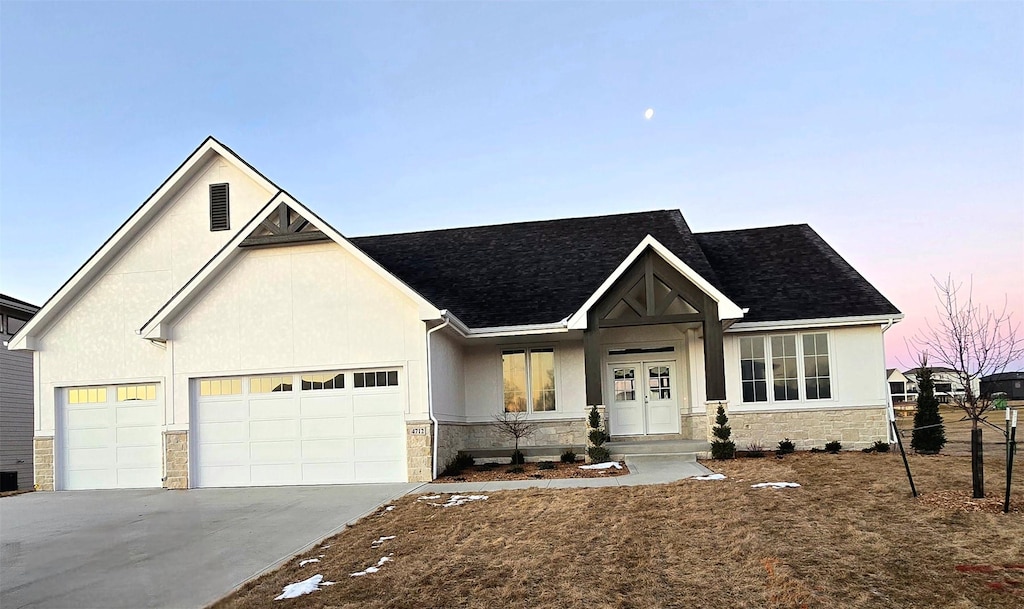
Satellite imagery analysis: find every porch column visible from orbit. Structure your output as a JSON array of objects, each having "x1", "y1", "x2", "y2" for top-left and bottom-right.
[
  {"x1": 702, "y1": 299, "x2": 726, "y2": 401},
  {"x1": 584, "y1": 308, "x2": 603, "y2": 405}
]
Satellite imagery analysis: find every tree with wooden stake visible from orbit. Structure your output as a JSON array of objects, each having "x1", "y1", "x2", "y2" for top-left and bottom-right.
[
  {"x1": 910, "y1": 276, "x2": 1024, "y2": 498},
  {"x1": 1005, "y1": 409, "x2": 1017, "y2": 514},
  {"x1": 492, "y1": 410, "x2": 536, "y2": 465}
]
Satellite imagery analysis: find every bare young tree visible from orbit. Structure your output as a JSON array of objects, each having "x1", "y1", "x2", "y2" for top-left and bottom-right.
[
  {"x1": 492, "y1": 410, "x2": 536, "y2": 464},
  {"x1": 910, "y1": 275, "x2": 1024, "y2": 498}
]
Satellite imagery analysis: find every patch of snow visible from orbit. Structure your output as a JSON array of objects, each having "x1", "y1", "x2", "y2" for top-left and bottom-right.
[
  {"x1": 371, "y1": 535, "x2": 396, "y2": 548},
  {"x1": 320, "y1": 544, "x2": 331, "y2": 549},
  {"x1": 579, "y1": 461, "x2": 622, "y2": 470},
  {"x1": 694, "y1": 473, "x2": 726, "y2": 481},
  {"x1": 350, "y1": 555, "x2": 393, "y2": 577},
  {"x1": 751, "y1": 482, "x2": 801, "y2": 489},
  {"x1": 275, "y1": 574, "x2": 328, "y2": 600},
  {"x1": 418, "y1": 494, "x2": 442, "y2": 500},
  {"x1": 383, "y1": 505, "x2": 395, "y2": 512},
  {"x1": 298, "y1": 558, "x2": 320, "y2": 566}
]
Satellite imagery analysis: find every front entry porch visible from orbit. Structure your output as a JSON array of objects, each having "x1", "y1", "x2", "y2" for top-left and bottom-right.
[{"x1": 581, "y1": 246, "x2": 738, "y2": 448}]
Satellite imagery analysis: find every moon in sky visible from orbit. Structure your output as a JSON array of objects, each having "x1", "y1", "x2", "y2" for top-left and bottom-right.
[{"x1": 644, "y1": 108, "x2": 654, "y2": 120}]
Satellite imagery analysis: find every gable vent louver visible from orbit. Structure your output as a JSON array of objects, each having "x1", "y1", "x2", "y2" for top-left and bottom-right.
[{"x1": 209, "y1": 183, "x2": 230, "y2": 231}]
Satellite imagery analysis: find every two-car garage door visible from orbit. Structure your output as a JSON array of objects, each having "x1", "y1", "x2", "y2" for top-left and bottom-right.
[{"x1": 193, "y1": 369, "x2": 407, "y2": 487}]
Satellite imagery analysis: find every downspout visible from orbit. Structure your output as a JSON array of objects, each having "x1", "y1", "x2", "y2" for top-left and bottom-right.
[
  {"x1": 880, "y1": 318, "x2": 897, "y2": 443},
  {"x1": 426, "y1": 310, "x2": 451, "y2": 479}
]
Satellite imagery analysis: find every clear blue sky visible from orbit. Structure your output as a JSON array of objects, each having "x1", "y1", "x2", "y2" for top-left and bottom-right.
[{"x1": 1, "y1": 1, "x2": 1021, "y2": 366}]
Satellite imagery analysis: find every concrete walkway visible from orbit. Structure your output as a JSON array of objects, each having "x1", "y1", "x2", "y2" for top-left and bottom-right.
[{"x1": 414, "y1": 456, "x2": 714, "y2": 493}]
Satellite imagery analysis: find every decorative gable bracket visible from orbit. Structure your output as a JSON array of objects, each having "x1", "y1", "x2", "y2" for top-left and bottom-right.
[{"x1": 239, "y1": 202, "x2": 330, "y2": 248}]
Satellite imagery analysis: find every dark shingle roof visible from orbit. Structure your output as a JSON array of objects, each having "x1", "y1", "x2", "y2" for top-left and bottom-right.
[
  {"x1": 695, "y1": 224, "x2": 900, "y2": 323},
  {"x1": 350, "y1": 212, "x2": 900, "y2": 328},
  {"x1": 351, "y1": 210, "x2": 717, "y2": 327}
]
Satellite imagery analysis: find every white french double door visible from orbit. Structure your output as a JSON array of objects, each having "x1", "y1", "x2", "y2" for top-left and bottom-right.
[{"x1": 607, "y1": 361, "x2": 680, "y2": 436}]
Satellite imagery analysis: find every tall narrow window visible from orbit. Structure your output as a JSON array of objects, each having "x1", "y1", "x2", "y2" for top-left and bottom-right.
[
  {"x1": 740, "y1": 337, "x2": 768, "y2": 402},
  {"x1": 771, "y1": 335, "x2": 800, "y2": 400},
  {"x1": 502, "y1": 350, "x2": 527, "y2": 412},
  {"x1": 530, "y1": 348, "x2": 556, "y2": 411},
  {"x1": 209, "y1": 183, "x2": 230, "y2": 231},
  {"x1": 502, "y1": 347, "x2": 556, "y2": 412},
  {"x1": 803, "y1": 333, "x2": 831, "y2": 399}
]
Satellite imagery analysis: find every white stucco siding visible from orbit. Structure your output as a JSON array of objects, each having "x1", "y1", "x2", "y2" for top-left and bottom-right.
[
  {"x1": 724, "y1": 324, "x2": 887, "y2": 412},
  {"x1": 463, "y1": 340, "x2": 586, "y2": 423},
  {"x1": 430, "y1": 329, "x2": 465, "y2": 421},
  {"x1": 32, "y1": 154, "x2": 276, "y2": 435},
  {"x1": 169, "y1": 241, "x2": 429, "y2": 427},
  {"x1": 107, "y1": 157, "x2": 275, "y2": 287}
]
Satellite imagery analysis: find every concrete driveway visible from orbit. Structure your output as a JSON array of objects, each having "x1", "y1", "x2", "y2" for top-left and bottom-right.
[{"x1": 0, "y1": 483, "x2": 418, "y2": 609}]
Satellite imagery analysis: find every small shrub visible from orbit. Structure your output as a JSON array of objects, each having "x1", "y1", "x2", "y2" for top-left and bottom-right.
[
  {"x1": 442, "y1": 453, "x2": 475, "y2": 476},
  {"x1": 745, "y1": 442, "x2": 765, "y2": 458},
  {"x1": 777, "y1": 438, "x2": 796, "y2": 455},
  {"x1": 510, "y1": 450, "x2": 525, "y2": 465},
  {"x1": 588, "y1": 405, "x2": 602, "y2": 429},
  {"x1": 588, "y1": 429, "x2": 609, "y2": 446},
  {"x1": 825, "y1": 440, "x2": 842, "y2": 454},
  {"x1": 873, "y1": 440, "x2": 891, "y2": 453},
  {"x1": 587, "y1": 445, "x2": 611, "y2": 463},
  {"x1": 507, "y1": 466, "x2": 525, "y2": 474},
  {"x1": 560, "y1": 449, "x2": 577, "y2": 463},
  {"x1": 710, "y1": 404, "x2": 736, "y2": 460},
  {"x1": 537, "y1": 461, "x2": 555, "y2": 470}
]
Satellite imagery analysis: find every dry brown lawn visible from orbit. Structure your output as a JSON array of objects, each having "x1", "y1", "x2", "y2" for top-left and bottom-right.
[{"x1": 213, "y1": 451, "x2": 1022, "y2": 609}]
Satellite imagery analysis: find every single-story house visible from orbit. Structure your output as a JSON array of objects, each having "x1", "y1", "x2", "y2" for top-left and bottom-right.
[
  {"x1": 11, "y1": 137, "x2": 902, "y2": 491},
  {"x1": 981, "y1": 372, "x2": 1024, "y2": 401},
  {"x1": 1, "y1": 294, "x2": 40, "y2": 491}
]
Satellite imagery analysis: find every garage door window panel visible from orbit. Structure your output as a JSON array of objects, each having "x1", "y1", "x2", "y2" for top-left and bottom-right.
[
  {"x1": 301, "y1": 373, "x2": 344, "y2": 390},
  {"x1": 200, "y1": 378, "x2": 242, "y2": 397},
  {"x1": 117, "y1": 384, "x2": 157, "y2": 401},
  {"x1": 250, "y1": 376, "x2": 293, "y2": 393},
  {"x1": 354, "y1": 370, "x2": 399, "y2": 388}
]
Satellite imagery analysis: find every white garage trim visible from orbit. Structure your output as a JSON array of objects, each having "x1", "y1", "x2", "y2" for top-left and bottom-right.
[
  {"x1": 191, "y1": 368, "x2": 407, "y2": 488},
  {"x1": 57, "y1": 383, "x2": 163, "y2": 490}
]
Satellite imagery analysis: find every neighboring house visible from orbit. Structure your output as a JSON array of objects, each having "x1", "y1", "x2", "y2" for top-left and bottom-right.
[
  {"x1": 887, "y1": 368, "x2": 918, "y2": 403},
  {"x1": 903, "y1": 367, "x2": 980, "y2": 404},
  {"x1": 1, "y1": 294, "x2": 40, "y2": 490},
  {"x1": 10, "y1": 137, "x2": 902, "y2": 491},
  {"x1": 981, "y1": 372, "x2": 1024, "y2": 401}
]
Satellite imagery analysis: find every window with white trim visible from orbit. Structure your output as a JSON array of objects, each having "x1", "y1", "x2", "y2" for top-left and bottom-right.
[
  {"x1": 739, "y1": 332, "x2": 832, "y2": 403},
  {"x1": 502, "y1": 347, "x2": 556, "y2": 412}
]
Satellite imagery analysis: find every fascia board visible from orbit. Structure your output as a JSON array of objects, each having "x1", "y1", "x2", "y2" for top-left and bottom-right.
[{"x1": 726, "y1": 314, "x2": 905, "y2": 333}]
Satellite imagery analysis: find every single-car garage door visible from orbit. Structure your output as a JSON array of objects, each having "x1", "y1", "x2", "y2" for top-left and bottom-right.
[
  {"x1": 193, "y1": 369, "x2": 406, "y2": 487},
  {"x1": 59, "y1": 384, "x2": 163, "y2": 490}
]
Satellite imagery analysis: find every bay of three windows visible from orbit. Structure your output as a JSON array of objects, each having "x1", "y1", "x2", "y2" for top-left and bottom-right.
[{"x1": 740, "y1": 333, "x2": 831, "y2": 403}]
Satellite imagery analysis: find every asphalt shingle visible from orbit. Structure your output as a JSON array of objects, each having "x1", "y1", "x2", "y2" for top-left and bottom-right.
[{"x1": 350, "y1": 211, "x2": 900, "y2": 327}]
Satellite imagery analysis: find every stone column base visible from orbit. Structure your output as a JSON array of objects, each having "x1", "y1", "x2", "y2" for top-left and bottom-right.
[
  {"x1": 163, "y1": 431, "x2": 189, "y2": 489},
  {"x1": 406, "y1": 421, "x2": 433, "y2": 482},
  {"x1": 33, "y1": 437, "x2": 55, "y2": 491}
]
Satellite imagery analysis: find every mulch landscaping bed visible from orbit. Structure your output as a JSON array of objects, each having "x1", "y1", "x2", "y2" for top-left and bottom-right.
[{"x1": 435, "y1": 460, "x2": 629, "y2": 482}]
